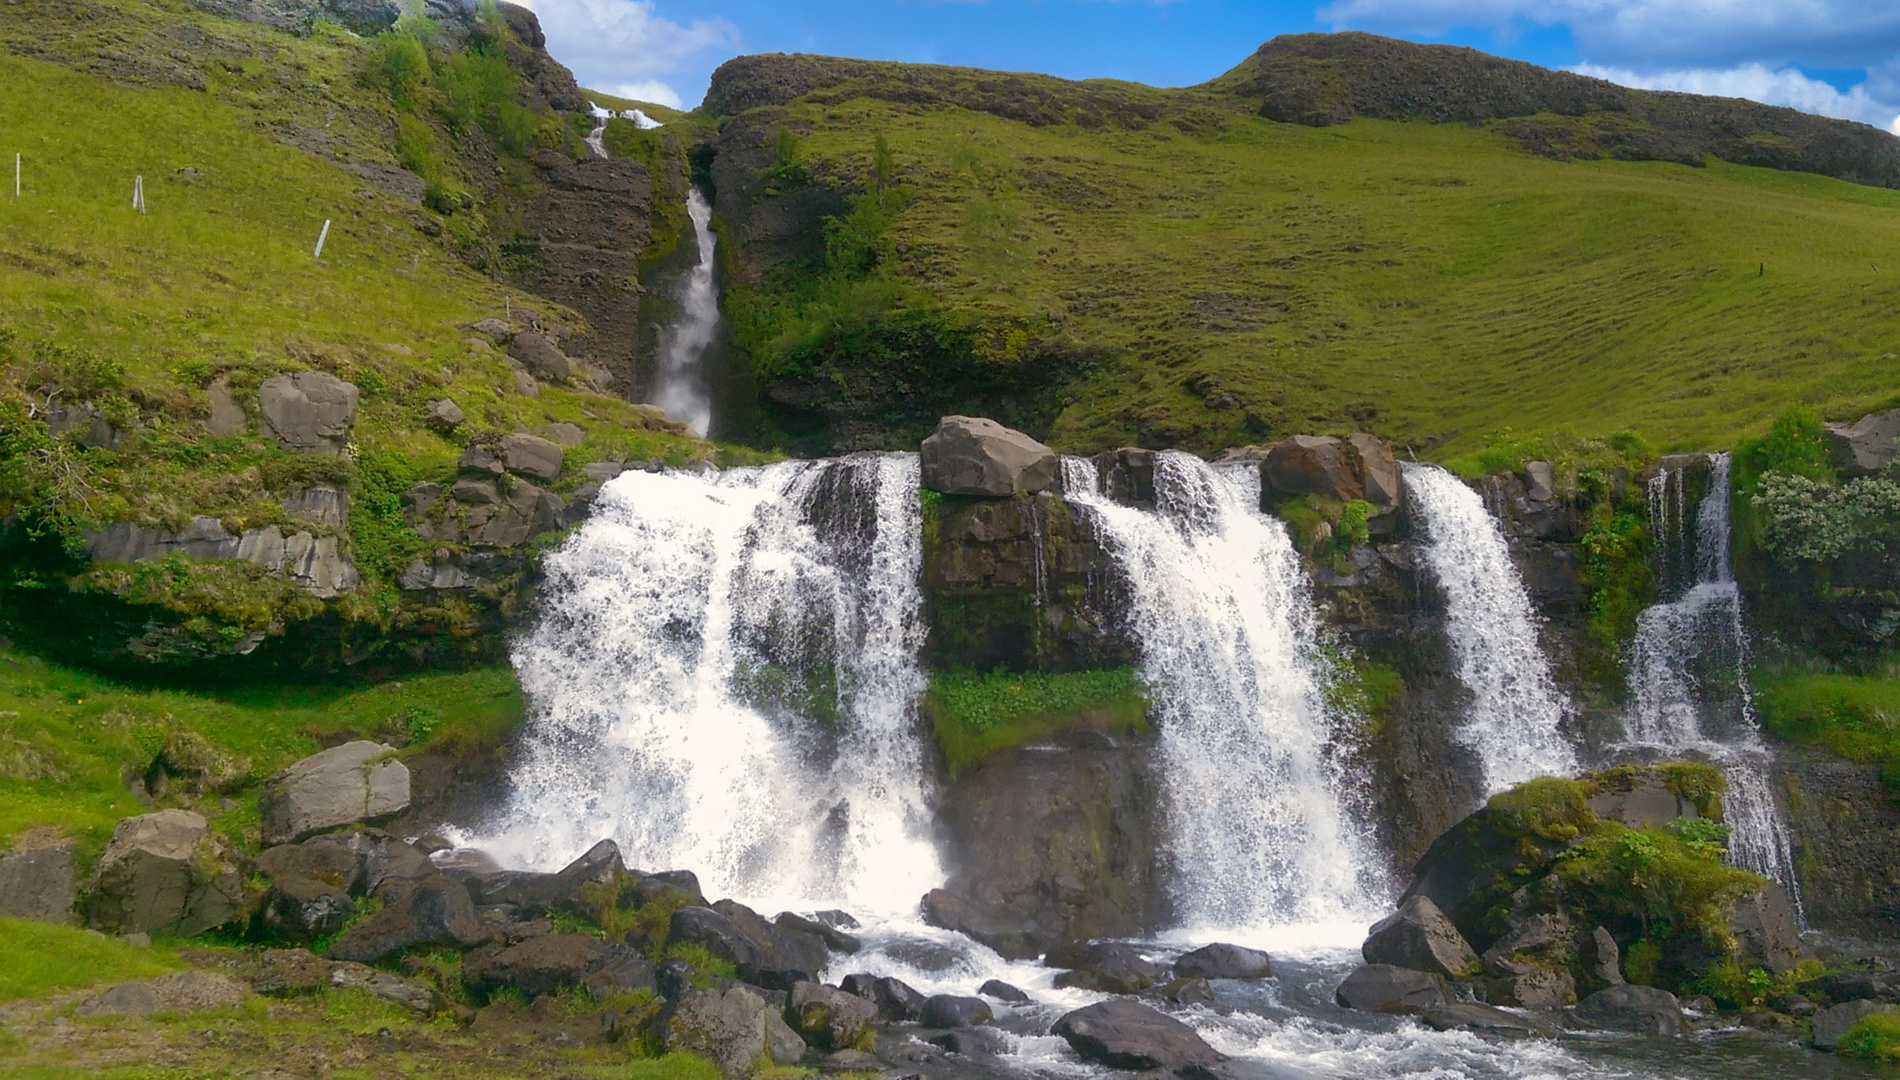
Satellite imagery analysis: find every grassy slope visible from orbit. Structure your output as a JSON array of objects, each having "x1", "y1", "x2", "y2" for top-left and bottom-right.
[{"x1": 766, "y1": 89, "x2": 1900, "y2": 457}]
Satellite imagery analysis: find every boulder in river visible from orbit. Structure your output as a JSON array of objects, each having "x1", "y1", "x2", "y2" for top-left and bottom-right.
[
  {"x1": 921, "y1": 993, "x2": 994, "y2": 1028},
  {"x1": 1565, "y1": 984, "x2": 1684, "y2": 1036},
  {"x1": 1050, "y1": 940, "x2": 1170, "y2": 993},
  {"x1": 1812, "y1": 999, "x2": 1899, "y2": 1050},
  {"x1": 1361, "y1": 895, "x2": 1480, "y2": 977},
  {"x1": 920, "y1": 416, "x2": 1060, "y2": 497},
  {"x1": 787, "y1": 980, "x2": 877, "y2": 1051},
  {"x1": 1173, "y1": 942, "x2": 1272, "y2": 980},
  {"x1": 978, "y1": 978, "x2": 1031, "y2": 1003},
  {"x1": 1334, "y1": 964, "x2": 1450, "y2": 1014},
  {"x1": 1051, "y1": 997, "x2": 1226, "y2": 1074}
]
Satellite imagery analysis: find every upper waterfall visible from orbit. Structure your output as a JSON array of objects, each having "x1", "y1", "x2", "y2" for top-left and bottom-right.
[
  {"x1": 1063, "y1": 452, "x2": 1386, "y2": 934},
  {"x1": 476, "y1": 455, "x2": 940, "y2": 915},
  {"x1": 1401, "y1": 463, "x2": 1579, "y2": 794},
  {"x1": 650, "y1": 188, "x2": 719, "y2": 437}
]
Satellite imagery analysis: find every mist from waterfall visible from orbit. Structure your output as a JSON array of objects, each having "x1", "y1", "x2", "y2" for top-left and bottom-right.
[
  {"x1": 1624, "y1": 453, "x2": 1802, "y2": 909},
  {"x1": 1401, "y1": 463, "x2": 1579, "y2": 794},
  {"x1": 649, "y1": 188, "x2": 718, "y2": 437},
  {"x1": 1062, "y1": 453, "x2": 1386, "y2": 936},
  {"x1": 477, "y1": 455, "x2": 940, "y2": 915}
]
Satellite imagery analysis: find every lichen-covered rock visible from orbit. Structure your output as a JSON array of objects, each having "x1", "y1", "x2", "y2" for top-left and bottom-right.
[
  {"x1": 1361, "y1": 894, "x2": 1480, "y2": 977},
  {"x1": 84, "y1": 810, "x2": 244, "y2": 937},
  {"x1": 1051, "y1": 997, "x2": 1225, "y2": 1073},
  {"x1": 665, "y1": 985, "x2": 776, "y2": 1079},
  {"x1": 258, "y1": 372, "x2": 359, "y2": 456},
  {"x1": 0, "y1": 832, "x2": 75, "y2": 923},
  {"x1": 1479, "y1": 910, "x2": 1578, "y2": 1009},
  {"x1": 921, "y1": 416, "x2": 1059, "y2": 496},
  {"x1": 788, "y1": 980, "x2": 877, "y2": 1050},
  {"x1": 260, "y1": 742, "x2": 409, "y2": 845}
]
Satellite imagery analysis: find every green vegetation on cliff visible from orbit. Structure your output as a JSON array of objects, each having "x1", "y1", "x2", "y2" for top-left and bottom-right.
[
  {"x1": 1757, "y1": 665, "x2": 1900, "y2": 793},
  {"x1": 926, "y1": 666, "x2": 1148, "y2": 774}
]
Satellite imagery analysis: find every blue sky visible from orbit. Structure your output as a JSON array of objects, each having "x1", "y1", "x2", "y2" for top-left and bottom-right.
[{"x1": 515, "y1": 0, "x2": 1900, "y2": 134}]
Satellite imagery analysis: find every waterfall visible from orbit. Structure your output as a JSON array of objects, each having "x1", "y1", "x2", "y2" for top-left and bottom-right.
[
  {"x1": 649, "y1": 188, "x2": 719, "y2": 437},
  {"x1": 1062, "y1": 453, "x2": 1385, "y2": 932},
  {"x1": 583, "y1": 103, "x2": 610, "y2": 159},
  {"x1": 1401, "y1": 463, "x2": 1579, "y2": 794},
  {"x1": 477, "y1": 455, "x2": 940, "y2": 914},
  {"x1": 1624, "y1": 453, "x2": 1802, "y2": 909}
]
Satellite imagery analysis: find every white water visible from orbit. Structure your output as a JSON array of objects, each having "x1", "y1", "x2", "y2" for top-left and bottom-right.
[
  {"x1": 476, "y1": 455, "x2": 939, "y2": 915},
  {"x1": 1401, "y1": 463, "x2": 1579, "y2": 794},
  {"x1": 649, "y1": 188, "x2": 719, "y2": 437},
  {"x1": 585, "y1": 101, "x2": 664, "y2": 158},
  {"x1": 1624, "y1": 454, "x2": 1802, "y2": 908},
  {"x1": 1062, "y1": 452, "x2": 1386, "y2": 937}
]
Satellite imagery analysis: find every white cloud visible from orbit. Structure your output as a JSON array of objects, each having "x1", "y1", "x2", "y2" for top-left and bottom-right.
[
  {"x1": 514, "y1": 0, "x2": 739, "y2": 109},
  {"x1": 1573, "y1": 61, "x2": 1900, "y2": 133}
]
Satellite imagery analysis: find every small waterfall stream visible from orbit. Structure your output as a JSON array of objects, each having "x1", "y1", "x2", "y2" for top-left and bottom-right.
[
  {"x1": 1624, "y1": 453, "x2": 1802, "y2": 909},
  {"x1": 649, "y1": 188, "x2": 719, "y2": 437},
  {"x1": 1063, "y1": 453, "x2": 1386, "y2": 935},
  {"x1": 1401, "y1": 463, "x2": 1579, "y2": 794}
]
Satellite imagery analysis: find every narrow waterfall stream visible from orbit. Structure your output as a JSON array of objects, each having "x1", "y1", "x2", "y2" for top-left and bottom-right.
[
  {"x1": 1401, "y1": 463, "x2": 1579, "y2": 794},
  {"x1": 1062, "y1": 453, "x2": 1386, "y2": 936},
  {"x1": 1624, "y1": 454, "x2": 1803, "y2": 909},
  {"x1": 477, "y1": 454, "x2": 939, "y2": 914},
  {"x1": 649, "y1": 188, "x2": 719, "y2": 437}
]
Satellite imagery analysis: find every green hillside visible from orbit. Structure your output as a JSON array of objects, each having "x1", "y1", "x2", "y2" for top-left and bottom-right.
[{"x1": 706, "y1": 53, "x2": 1900, "y2": 459}]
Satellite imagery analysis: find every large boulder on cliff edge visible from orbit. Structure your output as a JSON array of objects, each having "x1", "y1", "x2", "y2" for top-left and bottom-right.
[{"x1": 921, "y1": 416, "x2": 1059, "y2": 496}]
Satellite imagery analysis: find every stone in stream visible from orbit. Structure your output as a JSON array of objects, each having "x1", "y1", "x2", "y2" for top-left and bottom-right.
[
  {"x1": 1361, "y1": 894, "x2": 1480, "y2": 977},
  {"x1": 1051, "y1": 997, "x2": 1226, "y2": 1074},
  {"x1": 1149, "y1": 977, "x2": 1214, "y2": 1006},
  {"x1": 84, "y1": 810, "x2": 245, "y2": 937},
  {"x1": 978, "y1": 978, "x2": 1031, "y2": 1003},
  {"x1": 1419, "y1": 1001, "x2": 1552, "y2": 1036},
  {"x1": 1478, "y1": 911, "x2": 1577, "y2": 1010},
  {"x1": 1588, "y1": 926, "x2": 1624, "y2": 986},
  {"x1": 259, "y1": 741, "x2": 410, "y2": 845},
  {"x1": 1049, "y1": 940, "x2": 1170, "y2": 994},
  {"x1": 921, "y1": 993, "x2": 994, "y2": 1028},
  {"x1": 774, "y1": 910, "x2": 862, "y2": 953},
  {"x1": 930, "y1": 1027, "x2": 1010, "y2": 1056},
  {"x1": 920, "y1": 416, "x2": 1060, "y2": 497},
  {"x1": 1334, "y1": 964, "x2": 1450, "y2": 1014},
  {"x1": 863, "y1": 975, "x2": 927, "y2": 1021},
  {"x1": 787, "y1": 980, "x2": 877, "y2": 1050},
  {"x1": 1564, "y1": 984, "x2": 1685, "y2": 1036},
  {"x1": 1812, "y1": 999, "x2": 1899, "y2": 1051},
  {"x1": 1173, "y1": 942, "x2": 1273, "y2": 980}
]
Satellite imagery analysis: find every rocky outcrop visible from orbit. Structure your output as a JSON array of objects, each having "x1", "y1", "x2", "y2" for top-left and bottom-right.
[
  {"x1": 84, "y1": 810, "x2": 245, "y2": 937},
  {"x1": 0, "y1": 832, "x2": 75, "y2": 923},
  {"x1": 921, "y1": 416, "x2": 1060, "y2": 497},
  {"x1": 425, "y1": 398, "x2": 465, "y2": 432},
  {"x1": 327, "y1": 873, "x2": 486, "y2": 962},
  {"x1": 666, "y1": 985, "x2": 798, "y2": 1078},
  {"x1": 463, "y1": 934, "x2": 653, "y2": 999},
  {"x1": 458, "y1": 838, "x2": 624, "y2": 917},
  {"x1": 929, "y1": 730, "x2": 1164, "y2": 956},
  {"x1": 183, "y1": 0, "x2": 399, "y2": 36},
  {"x1": 1781, "y1": 748, "x2": 1900, "y2": 936},
  {"x1": 1259, "y1": 431, "x2": 1403, "y2": 529},
  {"x1": 260, "y1": 741, "x2": 410, "y2": 845},
  {"x1": 1051, "y1": 998, "x2": 1225, "y2": 1074},
  {"x1": 1824, "y1": 406, "x2": 1900, "y2": 477},
  {"x1": 922, "y1": 491, "x2": 1131, "y2": 673},
  {"x1": 84, "y1": 515, "x2": 359, "y2": 599},
  {"x1": 258, "y1": 372, "x2": 359, "y2": 457}
]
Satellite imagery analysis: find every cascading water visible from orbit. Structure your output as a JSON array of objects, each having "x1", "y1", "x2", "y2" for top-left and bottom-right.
[
  {"x1": 649, "y1": 188, "x2": 719, "y2": 437},
  {"x1": 1401, "y1": 463, "x2": 1579, "y2": 794},
  {"x1": 1624, "y1": 453, "x2": 1802, "y2": 909},
  {"x1": 1062, "y1": 452, "x2": 1386, "y2": 934},
  {"x1": 477, "y1": 454, "x2": 939, "y2": 914}
]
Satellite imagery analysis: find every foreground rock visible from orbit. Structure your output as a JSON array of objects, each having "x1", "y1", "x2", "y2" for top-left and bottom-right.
[
  {"x1": 1813, "y1": 999, "x2": 1899, "y2": 1051},
  {"x1": 1565, "y1": 985, "x2": 1684, "y2": 1036},
  {"x1": 0, "y1": 831, "x2": 75, "y2": 923},
  {"x1": 1052, "y1": 998, "x2": 1225, "y2": 1074},
  {"x1": 260, "y1": 741, "x2": 410, "y2": 845},
  {"x1": 1361, "y1": 895, "x2": 1478, "y2": 977},
  {"x1": 1173, "y1": 942, "x2": 1272, "y2": 980},
  {"x1": 463, "y1": 933, "x2": 654, "y2": 999},
  {"x1": 921, "y1": 416, "x2": 1060, "y2": 496},
  {"x1": 666, "y1": 985, "x2": 803, "y2": 1078},
  {"x1": 85, "y1": 810, "x2": 244, "y2": 937},
  {"x1": 256, "y1": 828, "x2": 435, "y2": 938},
  {"x1": 326, "y1": 875, "x2": 486, "y2": 962},
  {"x1": 841, "y1": 973, "x2": 926, "y2": 1021},
  {"x1": 1334, "y1": 964, "x2": 1449, "y2": 1013}
]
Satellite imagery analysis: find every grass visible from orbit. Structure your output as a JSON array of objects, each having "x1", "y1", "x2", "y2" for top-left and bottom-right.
[
  {"x1": 926, "y1": 666, "x2": 1148, "y2": 775},
  {"x1": 728, "y1": 77, "x2": 1900, "y2": 457},
  {"x1": 1842, "y1": 1011, "x2": 1900, "y2": 1062},
  {"x1": 1755, "y1": 665, "x2": 1900, "y2": 793},
  {"x1": 0, "y1": 918, "x2": 181, "y2": 1001},
  {"x1": 0, "y1": 646, "x2": 523, "y2": 857}
]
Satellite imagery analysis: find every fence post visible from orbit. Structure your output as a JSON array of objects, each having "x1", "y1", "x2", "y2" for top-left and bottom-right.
[{"x1": 314, "y1": 219, "x2": 331, "y2": 259}]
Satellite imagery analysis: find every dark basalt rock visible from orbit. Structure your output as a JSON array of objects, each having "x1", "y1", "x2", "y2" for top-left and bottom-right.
[
  {"x1": 1334, "y1": 964, "x2": 1449, "y2": 1014},
  {"x1": 1051, "y1": 998, "x2": 1225, "y2": 1074},
  {"x1": 1050, "y1": 941, "x2": 1170, "y2": 994},
  {"x1": 929, "y1": 1027, "x2": 1010, "y2": 1056},
  {"x1": 775, "y1": 911, "x2": 862, "y2": 953},
  {"x1": 1419, "y1": 1002, "x2": 1551, "y2": 1035},
  {"x1": 787, "y1": 981, "x2": 877, "y2": 1051},
  {"x1": 1173, "y1": 942, "x2": 1272, "y2": 980},
  {"x1": 1361, "y1": 895, "x2": 1479, "y2": 977},
  {"x1": 461, "y1": 839, "x2": 624, "y2": 916},
  {"x1": 327, "y1": 875, "x2": 486, "y2": 963},
  {"x1": 920, "y1": 994, "x2": 994, "y2": 1029},
  {"x1": 462, "y1": 933, "x2": 624, "y2": 998},
  {"x1": 1565, "y1": 985, "x2": 1684, "y2": 1036},
  {"x1": 978, "y1": 978, "x2": 1031, "y2": 1003}
]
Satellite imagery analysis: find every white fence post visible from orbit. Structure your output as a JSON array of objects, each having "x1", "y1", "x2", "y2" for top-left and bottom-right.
[
  {"x1": 313, "y1": 219, "x2": 331, "y2": 259},
  {"x1": 13, "y1": 153, "x2": 19, "y2": 198}
]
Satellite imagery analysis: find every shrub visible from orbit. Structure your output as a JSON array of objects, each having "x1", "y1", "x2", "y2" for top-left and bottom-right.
[
  {"x1": 394, "y1": 113, "x2": 439, "y2": 180},
  {"x1": 1335, "y1": 499, "x2": 1371, "y2": 549},
  {"x1": 1580, "y1": 507, "x2": 1653, "y2": 649},
  {"x1": 375, "y1": 31, "x2": 431, "y2": 112},
  {"x1": 1554, "y1": 822, "x2": 1764, "y2": 967},
  {"x1": 1754, "y1": 471, "x2": 1900, "y2": 563},
  {"x1": 436, "y1": 48, "x2": 515, "y2": 135},
  {"x1": 1734, "y1": 405, "x2": 1835, "y2": 491}
]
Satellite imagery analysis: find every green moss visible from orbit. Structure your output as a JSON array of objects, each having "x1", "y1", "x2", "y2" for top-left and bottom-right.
[
  {"x1": 662, "y1": 942, "x2": 737, "y2": 988},
  {"x1": 927, "y1": 666, "x2": 1148, "y2": 775},
  {"x1": 590, "y1": 1053, "x2": 726, "y2": 1080},
  {"x1": 1841, "y1": 1011, "x2": 1900, "y2": 1062},
  {"x1": 1327, "y1": 661, "x2": 1403, "y2": 738},
  {"x1": 1660, "y1": 761, "x2": 1727, "y2": 817},
  {"x1": 0, "y1": 917, "x2": 181, "y2": 1000},
  {"x1": 1486, "y1": 776, "x2": 1598, "y2": 842},
  {"x1": 1580, "y1": 506, "x2": 1654, "y2": 652}
]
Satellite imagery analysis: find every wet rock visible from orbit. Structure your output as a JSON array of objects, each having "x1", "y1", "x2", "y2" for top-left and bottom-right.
[
  {"x1": 670, "y1": 905, "x2": 760, "y2": 970},
  {"x1": 1093, "y1": 447, "x2": 1157, "y2": 507},
  {"x1": 1334, "y1": 964, "x2": 1449, "y2": 1013},
  {"x1": 812, "y1": 1049, "x2": 882, "y2": 1072},
  {"x1": 260, "y1": 741, "x2": 410, "y2": 845},
  {"x1": 330, "y1": 961, "x2": 445, "y2": 1014},
  {"x1": 85, "y1": 810, "x2": 244, "y2": 937},
  {"x1": 711, "y1": 898, "x2": 830, "y2": 977},
  {"x1": 425, "y1": 398, "x2": 465, "y2": 432},
  {"x1": 1817, "y1": 969, "x2": 1887, "y2": 1004},
  {"x1": 463, "y1": 933, "x2": 615, "y2": 998},
  {"x1": 1148, "y1": 977, "x2": 1214, "y2": 1006},
  {"x1": 978, "y1": 978, "x2": 1031, "y2": 1003},
  {"x1": 842, "y1": 974, "x2": 924, "y2": 1021},
  {"x1": 787, "y1": 980, "x2": 877, "y2": 1051},
  {"x1": 1566, "y1": 985, "x2": 1684, "y2": 1036},
  {"x1": 774, "y1": 910, "x2": 861, "y2": 953},
  {"x1": 205, "y1": 377, "x2": 247, "y2": 436},
  {"x1": 921, "y1": 993, "x2": 993, "y2": 1028},
  {"x1": 461, "y1": 839, "x2": 623, "y2": 917},
  {"x1": 930, "y1": 1027, "x2": 1010, "y2": 1056},
  {"x1": 1362, "y1": 895, "x2": 1480, "y2": 977},
  {"x1": 1051, "y1": 997, "x2": 1225, "y2": 1074},
  {"x1": 640, "y1": 869, "x2": 707, "y2": 905},
  {"x1": 919, "y1": 888, "x2": 1045, "y2": 961},
  {"x1": 1479, "y1": 911, "x2": 1577, "y2": 1009},
  {"x1": 1174, "y1": 942, "x2": 1272, "y2": 980},
  {"x1": 1813, "y1": 999, "x2": 1898, "y2": 1050},
  {"x1": 1051, "y1": 941, "x2": 1170, "y2": 994},
  {"x1": 258, "y1": 371, "x2": 359, "y2": 456},
  {"x1": 920, "y1": 416, "x2": 1059, "y2": 496},
  {"x1": 508, "y1": 332, "x2": 574, "y2": 383},
  {"x1": 1419, "y1": 1001, "x2": 1550, "y2": 1035},
  {"x1": 1586, "y1": 773, "x2": 1700, "y2": 828},
  {"x1": 1824, "y1": 407, "x2": 1900, "y2": 477},
  {"x1": 666, "y1": 985, "x2": 777, "y2": 1079},
  {"x1": 0, "y1": 833, "x2": 75, "y2": 923},
  {"x1": 327, "y1": 874, "x2": 485, "y2": 963},
  {"x1": 1727, "y1": 881, "x2": 1802, "y2": 974}
]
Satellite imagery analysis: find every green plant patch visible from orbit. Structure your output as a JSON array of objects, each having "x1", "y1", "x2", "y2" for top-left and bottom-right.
[
  {"x1": 927, "y1": 666, "x2": 1148, "y2": 775},
  {"x1": 1841, "y1": 1010, "x2": 1900, "y2": 1062},
  {"x1": 1755, "y1": 667, "x2": 1900, "y2": 794},
  {"x1": 0, "y1": 917, "x2": 181, "y2": 1000}
]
